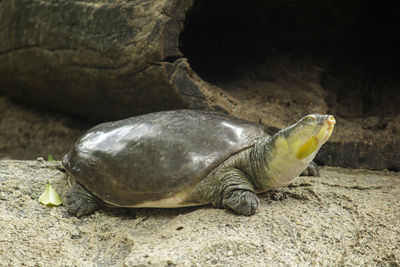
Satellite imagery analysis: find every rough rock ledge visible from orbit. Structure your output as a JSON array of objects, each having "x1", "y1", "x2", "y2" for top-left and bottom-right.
[{"x1": 0, "y1": 160, "x2": 399, "y2": 266}]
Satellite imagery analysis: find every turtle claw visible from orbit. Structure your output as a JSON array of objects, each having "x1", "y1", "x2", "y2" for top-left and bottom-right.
[
  {"x1": 301, "y1": 161, "x2": 320, "y2": 177},
  {"x1": 66, "y1": 183, "x2": 100, "y2": 217},
  {"x1": 222, "y1": 190, "x2": 260, "y2": 216}
]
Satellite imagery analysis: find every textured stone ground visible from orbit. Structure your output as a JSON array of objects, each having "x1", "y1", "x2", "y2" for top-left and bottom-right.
[
  {"x1": 0, "y1": 160, "x2": 399, "y2": 266},
  {"x1": 0, "y1": 96, "x2": 89, "y2": 160}
]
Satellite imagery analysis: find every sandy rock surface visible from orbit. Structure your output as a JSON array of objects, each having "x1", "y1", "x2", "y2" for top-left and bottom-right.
[
  {"x1": 0, "y1": 160, "x2": 399, "y2": 266},
  {"x1": 0, "y1": 96, "x2": 89, "y2": 160}
]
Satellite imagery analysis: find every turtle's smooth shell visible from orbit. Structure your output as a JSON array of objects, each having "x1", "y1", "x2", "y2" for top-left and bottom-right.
[{"x1": 63, "y1": 110, "x2": 269, "y2": 206}]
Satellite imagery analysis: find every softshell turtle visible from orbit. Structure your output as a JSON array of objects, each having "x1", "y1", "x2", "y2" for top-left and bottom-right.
[{"x1": 63, "y1": 110, "x2": 335, "y2": 217}]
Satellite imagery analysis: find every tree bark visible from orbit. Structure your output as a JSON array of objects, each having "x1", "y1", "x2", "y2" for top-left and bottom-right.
[{"x1": 0, "y1": 0, "x2": 212, "y2": 120}]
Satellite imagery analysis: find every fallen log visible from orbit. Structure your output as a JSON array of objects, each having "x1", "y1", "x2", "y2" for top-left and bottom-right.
[{"x1": 0, "y1": 0, "x2": 208, "y2": 120}]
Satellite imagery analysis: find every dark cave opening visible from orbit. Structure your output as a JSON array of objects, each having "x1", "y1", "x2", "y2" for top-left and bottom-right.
[{"x1": 180, "y1": 0, "x2": 400, "y2": 119}]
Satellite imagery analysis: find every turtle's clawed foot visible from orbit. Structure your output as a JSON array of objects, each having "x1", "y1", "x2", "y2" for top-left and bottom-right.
[
  {"x1": 222, "y1": 190, "x2": 260, "y2": 216},
  {"x1": 301, "y1": 161, "x2": 320, "y2": 177},
  {"x1": 66, "y1": 183, "x2": 101, "y2": 217}
]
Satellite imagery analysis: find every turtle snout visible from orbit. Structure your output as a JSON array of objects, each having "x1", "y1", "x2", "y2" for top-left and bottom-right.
[{"x1": 326, "y1": 115, "x2": 336, "y2": 126}]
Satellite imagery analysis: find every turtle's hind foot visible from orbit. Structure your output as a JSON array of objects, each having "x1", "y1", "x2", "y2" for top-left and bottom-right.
[{"x1": 66, "y1": 183, "x2": 101, "y2": 217}]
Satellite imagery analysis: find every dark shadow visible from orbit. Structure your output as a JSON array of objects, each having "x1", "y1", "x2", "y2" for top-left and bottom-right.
[{"x1": 180, "y1": 0, "x2": 400, "y2": 118}]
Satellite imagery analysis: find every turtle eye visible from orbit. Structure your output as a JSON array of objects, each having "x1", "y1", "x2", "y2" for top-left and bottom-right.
[{"x1": 304, "y1": 115, "x2": 316, "y2": 123}]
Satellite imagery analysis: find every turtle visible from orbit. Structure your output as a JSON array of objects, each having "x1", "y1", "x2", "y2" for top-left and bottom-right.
[{"x1": 63, "y1": 110, "x2": 335, "y2": 217}]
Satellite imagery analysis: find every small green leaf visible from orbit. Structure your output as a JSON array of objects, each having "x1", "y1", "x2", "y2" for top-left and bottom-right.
[
  {"x1": 47, "y1": 154, "x2": 55, "y2": 162},
  {"x1": 39, "y1": 181, "x2": 63, "y2": 206}
]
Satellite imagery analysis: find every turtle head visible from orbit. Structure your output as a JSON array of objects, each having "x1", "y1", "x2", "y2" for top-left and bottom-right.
[
  {"x1": 254, "y1": 114, "x2": 335, "y2": 190},
  {"x1": 276, "y1": 114, "x2": 335, "y2": 161}
]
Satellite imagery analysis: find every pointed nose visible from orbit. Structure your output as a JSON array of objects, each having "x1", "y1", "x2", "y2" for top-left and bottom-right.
[{"x1": 327, "y1": 115, "x2": 336, "y2": 126}]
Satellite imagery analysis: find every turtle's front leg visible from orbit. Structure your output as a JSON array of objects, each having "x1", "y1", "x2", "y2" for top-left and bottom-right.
[
  {"x1": 301, "y1": 161, "x2": 320, "y2": 176},
  {"x1": 191, "y1": 167, "x2": 260, "y2": 216},
  {"x1": 222, "y1": 186, "x2": 260, "y2": 216}
]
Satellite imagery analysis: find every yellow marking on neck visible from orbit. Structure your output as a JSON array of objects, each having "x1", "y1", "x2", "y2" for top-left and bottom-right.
[{"x1": 296, "y1": 136, "x2": 318, "y2": 159}]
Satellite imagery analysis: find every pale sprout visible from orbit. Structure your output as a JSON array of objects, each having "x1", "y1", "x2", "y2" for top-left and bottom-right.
[{"x1": 38, "y1": 181, "x2": 63, "y2": 206}]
